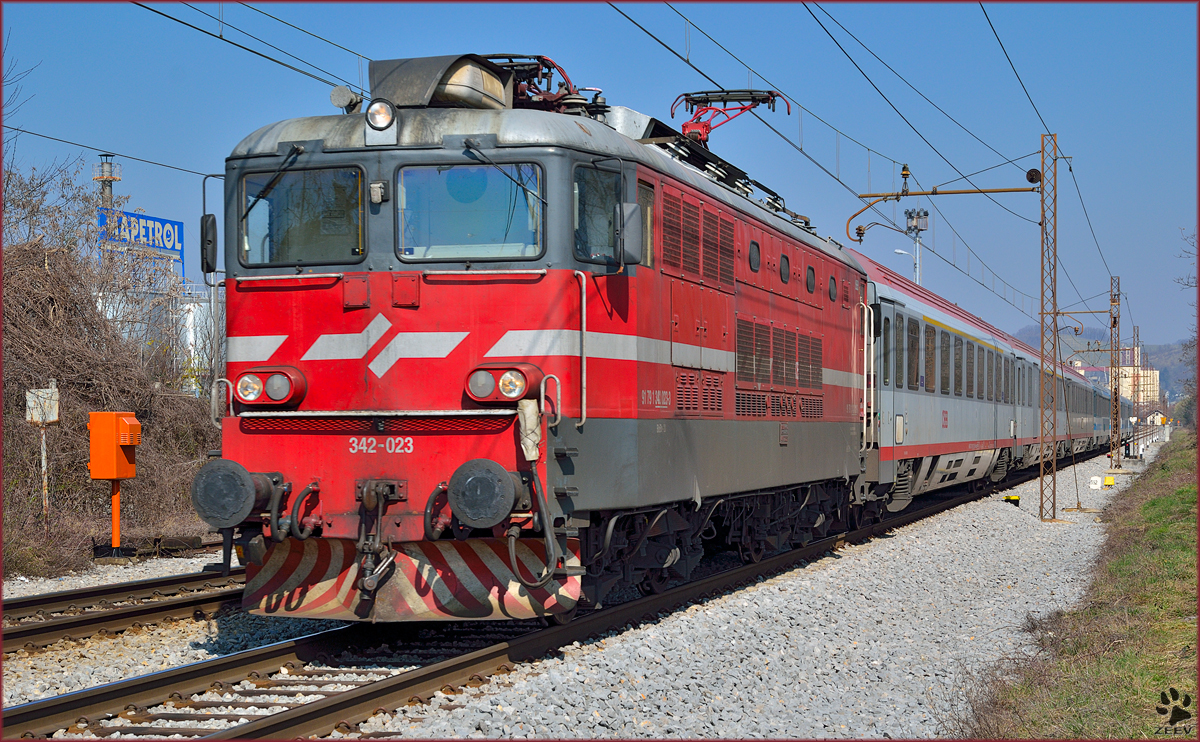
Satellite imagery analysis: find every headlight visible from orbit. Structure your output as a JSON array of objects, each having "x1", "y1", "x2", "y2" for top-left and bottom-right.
[
  {"x1": 237, "y1": 374, "x2": 263, "y2": 402},
  {"x1": 366, "y1": 99, "x2": 394, "y2": 130},
  {"x1": 498, "y1": 370, "x2": 526, "y2": 399},
  {"x1": 468, "y1": 370, "x2": 496, "y2": 398},
  {"x1": 265, "y1": 373, "x2": 291, "y2": 401}
]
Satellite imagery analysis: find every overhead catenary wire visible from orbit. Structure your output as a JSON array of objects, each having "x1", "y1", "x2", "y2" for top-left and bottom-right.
[
  {"x1": 237, "y1": 3, "x2": 373, "y2": 63},
  {"x1": 980, "y1": 3, "x2": 1116, "y2": 283},
  {"x1": 3, "y1": 125, "x2": 216, "y2": 177},
  {"x1": 629, "y1": 3, "x2": 1040, "y2": 318},
  {"x1": 180, "y1": 2, "x2": 365, "y2": 95},
  {"x1": 812, "y1": 2, "x2": 1028, "y2": 178},
  {"x1": 802, "y1": 4, "x2": 1038, "y2": 226},
  {"x1": 133, "y1": 2, "x2": 339, "y2": 88}
]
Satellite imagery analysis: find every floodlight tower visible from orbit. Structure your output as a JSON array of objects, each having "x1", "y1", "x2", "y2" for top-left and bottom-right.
[{"x1": 92, "y1": 154, "x2": 122, "y2": 209}]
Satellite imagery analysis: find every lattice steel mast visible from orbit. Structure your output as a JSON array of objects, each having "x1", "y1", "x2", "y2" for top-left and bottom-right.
[
  {"x1": 1109, "y1": 276, "x2": 1121, "y2": 468},
  {"x1": 1038, "y1": 134, "x2": 1059, "y2": 522}
]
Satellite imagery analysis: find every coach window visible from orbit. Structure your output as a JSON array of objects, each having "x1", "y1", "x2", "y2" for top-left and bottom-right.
[
  {"x1": 938, "y1": 331, "x2": 949, "y2": 394},
  {"x1": 895, "y1": 315, "x2": 905, "y2": 389},
  {"x1": 637, "y1": 181, "x2": 655, "y2": 267},
  {"x1": 1017, "y1": 366, "x2": 1023, "y2": 406},
  {"x1": 748, "y1": 240, "x2": 761, "y2": 272},
  {"x1": 806, "y1": 265, "x2": 816, "y2": 293},
  {"x1": 986, "y1": 350, "x2": 995, "y2": 401},
  {"x1": 573, "y1": 164, "x2": 621, "y2": 263},
  {"x1": 829, "y1": 276, "x2": 838, "y2": 302},
  {"x1": 953, "y1": 336, "x2": 963, "y2": 396},
  {"x1": 965, "y1": 341, "x2": 975, "y2": 398},
  {"x1": 397, "y1": 163, "x2": 542, "y2": 261},
  {"x1": 924, "y1": 325, "x2": 936, "y2": 393},
  {"x1": 780, "y1": 253, "x2": 790, "y2": 284},
  {"x1": 1004, "y1": 358, "x2": 1012, "y2": 404},
  {"x1": 243, "y1": 167, "x2": 365, "y2": 266},
  {"x1": 978, "y1": 347, "x2": 986, "y2": 402},
  {"x1": 906, "y1": 319, "x2": 920, "y2": 391},
  {"x1": 882, "y1": 317, "x2": 891, "y2": 387}
]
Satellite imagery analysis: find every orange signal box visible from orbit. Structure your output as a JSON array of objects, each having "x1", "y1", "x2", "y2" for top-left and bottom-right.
[
  {"x1": 88, "y1": 411, "x2": 141, "y2": 480},
  {"x1": 88, "y1": 411, "x2": 141, "y2": 556}
]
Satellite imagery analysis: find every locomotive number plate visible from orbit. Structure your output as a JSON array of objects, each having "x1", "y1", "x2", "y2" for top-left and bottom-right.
[{"x1": 348, "y1": 436, "x2": 414, "y2": 454}]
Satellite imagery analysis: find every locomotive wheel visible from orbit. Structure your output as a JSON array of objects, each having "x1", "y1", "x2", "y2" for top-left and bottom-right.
[
  {"x1": 738, "y1": 539, "x2": 765, "y2": 564},
  {"x1": 636, "y1": 569, "x2": 670, "y2": 596},
  {"x1": 549, "y1": 605, "x2": 578, "y2": 625}
]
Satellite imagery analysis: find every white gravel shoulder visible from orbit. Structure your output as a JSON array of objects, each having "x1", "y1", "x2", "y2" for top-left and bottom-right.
[
  {"x1": 352, "y1": 446, "x2": 1160, "y2": 739},
  {"x1": 2, "y1": 555, "x2": 221, "y2": 601},
  {"x1": 4, "y1": 610, "x2": 345, "y2": 706}
]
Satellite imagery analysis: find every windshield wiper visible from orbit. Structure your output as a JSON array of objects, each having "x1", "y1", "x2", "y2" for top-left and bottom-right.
[
  {"x1": 241, "y1": 144, "x2": 305, "y2": 222},
  {"x1": 463, "y1": 139, "x2": 547, "y2": 206}
]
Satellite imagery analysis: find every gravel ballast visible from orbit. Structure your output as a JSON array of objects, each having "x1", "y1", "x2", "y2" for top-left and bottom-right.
[
  {"x1": 352, "y1": 447, "x2": 1158, "y2": 739},
  {"x1": 2, "y1": 555, "x2": 220, "y2": 600},
  {"x1": 3, "y1": 444, "x2": 1159, "y2": 736}
]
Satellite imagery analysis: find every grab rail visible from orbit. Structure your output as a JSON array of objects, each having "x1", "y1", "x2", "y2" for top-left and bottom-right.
[
  {"x1": 859, "y1": 301, "x2": 875, "y2": 452},
  {"x1": 422, "y1": 269, "x2": 547, "y2": 277},
  {"x1": 540, "y1": 374, "x2": 562, "y2": 428},
  {"x1": 574, "y1": 270, "x2": 587, "y2": 429},
  {"x1": 235, "y1": 273, "x2": 343, "y2": 284}
]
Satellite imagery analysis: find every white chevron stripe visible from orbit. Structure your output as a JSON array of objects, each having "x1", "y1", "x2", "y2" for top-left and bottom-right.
[
  {"x1": 367, "y1": 331, "x2": 469, "y2": 377},
  {"x1": 227, "y1": 335, "x2": 288, "y2": 363},
  {"x1": 301, "y1": 314, "x2": 392, "y2": 361}
]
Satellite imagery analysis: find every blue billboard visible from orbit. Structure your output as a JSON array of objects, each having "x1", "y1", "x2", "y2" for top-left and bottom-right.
[{"x1": 97, "y1": 208, "x2": 184, "y2": 274}]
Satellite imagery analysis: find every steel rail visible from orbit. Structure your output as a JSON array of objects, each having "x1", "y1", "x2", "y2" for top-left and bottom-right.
[
  {"x1": 3, "y1": 587, "x2": 244, "y2": 653},
  {"x1": 5, "y1": 449, "x2": 1103, "y2": 739},
  {"x1": 208, "y1": 485, "x2": 1012, "y2": 739},
  {"x1": 3, "y1": 569, "x2": 244, "y2": 622},
  {"x1": 2, "y1": 626, "x2": 367, "y2": 738}
]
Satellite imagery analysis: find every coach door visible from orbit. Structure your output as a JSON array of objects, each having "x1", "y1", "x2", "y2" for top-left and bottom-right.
[{"x1": 876, "y1": 299, "x2": 898, "y2": 485}]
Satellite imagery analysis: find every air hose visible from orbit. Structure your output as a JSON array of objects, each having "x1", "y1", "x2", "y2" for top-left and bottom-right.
[{"x1": 507, "y1": 470, "x2": 560, "y2": 590}]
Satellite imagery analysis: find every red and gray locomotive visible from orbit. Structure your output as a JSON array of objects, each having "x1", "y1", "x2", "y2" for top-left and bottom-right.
[{"x1": 191, "y1": 54, "x2": 1127, "y2": 623}]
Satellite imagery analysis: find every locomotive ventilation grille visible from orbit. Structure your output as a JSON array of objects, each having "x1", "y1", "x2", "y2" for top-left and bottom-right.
[
  {"x1": 238, "y1": 416, "x2": 514, "y2": 434},
  {"x1": 736, "y1": 321, "x2": 823, "y2": 390},
  {"x1": 676, "y1": 372, "x2": 724, "y2": 414},
  {"x1": 662, "y1": 189, "x2": 735, "y2": 286}
]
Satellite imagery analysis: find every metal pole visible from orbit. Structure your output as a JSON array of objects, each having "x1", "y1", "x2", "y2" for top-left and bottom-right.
[
  {"x1": 111, "y1": 480, "x2": 121, "y2": 550},
  {"x1": 914, "y1": 234, "x2": 922, "y2": 286},
  {"x1": 40, "y1": 426, "x2": 48, "y2": 533},
  {"x1": 1038, "y1": 133, "x2": 1060, "y2": 522}
]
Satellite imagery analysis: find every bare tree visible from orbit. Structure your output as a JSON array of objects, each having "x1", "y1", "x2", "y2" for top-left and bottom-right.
[
  {"x1": 3, "y1": 59, "x2": 218, "y2": 576},
  {"x1": 1176, "y1": 228, "x2": 1196, "y2": 399}
]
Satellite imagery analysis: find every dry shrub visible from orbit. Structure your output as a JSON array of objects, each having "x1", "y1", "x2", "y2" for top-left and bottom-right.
[{"x1": 3, "y1": 158, "x2": 219, "y2": 577}]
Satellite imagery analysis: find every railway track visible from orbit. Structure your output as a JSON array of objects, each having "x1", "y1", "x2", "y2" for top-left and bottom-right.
[
  {"x1": 5, "y1": 478, "x2": 1030, "y2": 740},
  {"x1": 2, "y1": 569, "x2": 245, "y2": 654}
]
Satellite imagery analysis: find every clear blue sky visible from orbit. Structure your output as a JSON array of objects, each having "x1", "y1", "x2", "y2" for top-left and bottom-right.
[{"x1": 4, "y1": 2, "x2": 1195, "y2": 344}]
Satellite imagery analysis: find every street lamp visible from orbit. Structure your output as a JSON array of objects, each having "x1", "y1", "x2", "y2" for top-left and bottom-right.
[
  {"x1": 904, "y1": 207, "x2": 928, "y2": 286},
  {"x1": 894, "y1": 249, "x2": 917, "y2": 283}
]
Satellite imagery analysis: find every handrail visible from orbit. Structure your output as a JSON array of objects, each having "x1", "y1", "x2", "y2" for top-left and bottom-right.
[
  {"x1": 235, "y1": 273, "x2": 343, "y2": 284},
  {"x1": 573, "y1": 270, "x2": 587, "y2": 429},
  {"x1": 859, "y1": 301, "x2": 874, "y2": 452},
  {"x1": 540, "y1": 374, "x2": 562, "y2": 428},
  {"x1": 210, "y1": 378, "x2": 232, "y2": 430},
  {"x1": 422, "y1": 269, "x2": 547, "y2": 277}
]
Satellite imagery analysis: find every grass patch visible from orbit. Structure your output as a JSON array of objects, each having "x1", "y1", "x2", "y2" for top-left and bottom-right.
[{"x1": 944, "y1": 430, "x2": 1197, "y2": 738}]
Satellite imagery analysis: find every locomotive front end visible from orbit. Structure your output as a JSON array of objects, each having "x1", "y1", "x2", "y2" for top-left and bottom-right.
[{"x1": 189, "y1": 54, "x2": 638, "y2": 623}]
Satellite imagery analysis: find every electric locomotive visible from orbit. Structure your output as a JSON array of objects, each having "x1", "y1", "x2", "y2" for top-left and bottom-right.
[{"x1": 191, "y1": 54, "x2": 1128, "y2": 624}]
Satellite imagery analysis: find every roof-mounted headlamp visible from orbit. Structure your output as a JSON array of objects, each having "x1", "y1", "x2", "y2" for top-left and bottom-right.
[{"x1": 366, "y1": 98, "x2": 395, "y2": 130}]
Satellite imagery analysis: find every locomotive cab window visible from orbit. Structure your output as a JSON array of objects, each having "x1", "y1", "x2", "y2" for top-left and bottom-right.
[
  {"x1": 241, "y1": 167, "x2": 364, "y2": 266},
  {"x1": 397, "y1": 163, "x2": 543, "y2": 261},
  {"x1": 637, "y1": 181, "x2": 655, "y2": 267},
  {"x1": 573, "y1": 165, "x2": 621, "y2": 263}
]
